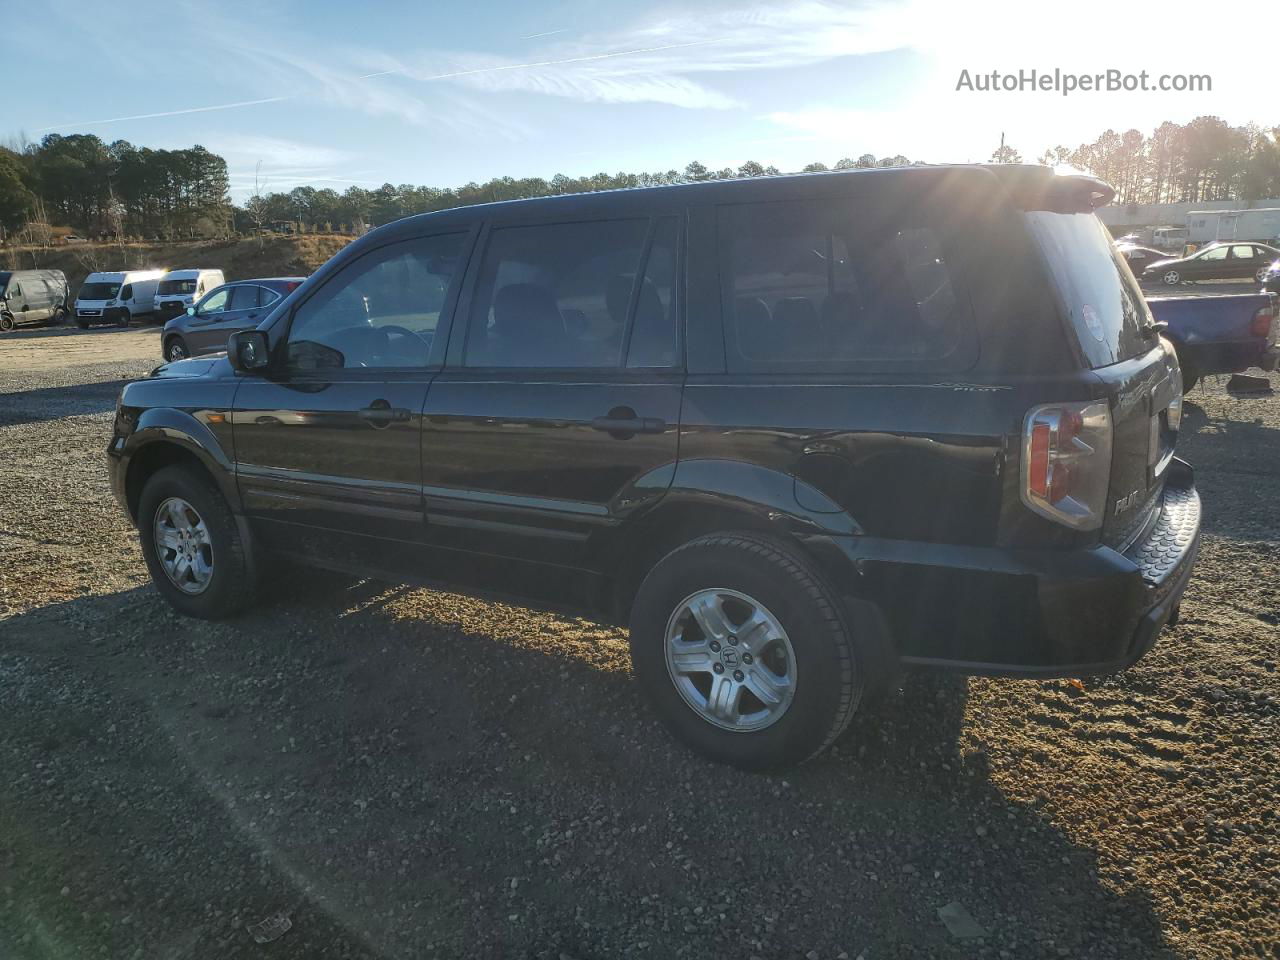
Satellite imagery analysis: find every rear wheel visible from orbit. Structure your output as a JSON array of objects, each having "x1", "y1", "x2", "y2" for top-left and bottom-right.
[
  {"x1": 1257, "y1": 266, "x2": 1270, "y2": 284},
  {"x1": 138, "y1": 465, "x2": 256, "y2": 619},
  {"x1": 0, "y1": 312, "x2": 14, "y2": 332},
  {"x1": 629, "y1": 532, "x2": 872, "y2": 769},
  {"x1": 51, "y1": 305, "x2": 68, "y2": 324},
  {"x1": 1175, "y1": 347, "x2": 1199, "y2": 391}
]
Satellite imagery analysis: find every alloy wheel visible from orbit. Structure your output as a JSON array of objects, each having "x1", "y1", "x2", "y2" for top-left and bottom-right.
[
  {"x1": 167, "y1": 340, "x2": 188, "y2": 361},
  {"x1": 664, "y1": 588, "x2": 797, "y2": 732},
  {"x1": 1163, "y1": 270, "x2": 1181, "y2": 284},
  {"x1": 153, "y1": 497, "x2": 214, "y2": 594}
]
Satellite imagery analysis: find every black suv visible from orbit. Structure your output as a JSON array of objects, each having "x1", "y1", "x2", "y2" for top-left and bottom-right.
[{"x1": 109, "y1": 165, "x2": 1201, "y2": 769}]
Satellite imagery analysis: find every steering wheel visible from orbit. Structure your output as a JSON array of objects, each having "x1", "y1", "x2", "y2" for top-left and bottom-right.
[{"x1": 375, "y1": 325, "x2": 433, "y2": 363}]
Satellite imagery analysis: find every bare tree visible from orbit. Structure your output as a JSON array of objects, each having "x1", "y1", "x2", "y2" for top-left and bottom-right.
[{"x1": 244, "y1": 161, "x2": 269, "y2": 247}]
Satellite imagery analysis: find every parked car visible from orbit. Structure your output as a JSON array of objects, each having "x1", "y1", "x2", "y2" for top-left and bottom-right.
[
  {"x1": 110, "y1": 165, "x2": 1200, "y2": 770},
  {"x1": 1143, "y1": 242, "x2": 1280, "y2": 285},
  {"x1": 75, "y1": 270, "x2": 166, "y2": 327},
  {"x1": 1117, "y1": 244, "x2": 1169, "y2": 273},
  {"x1": 1147, "y1": 292, "x2": 1279, "y2": 389},
  {"x1": 160, "y1": 278, "x2": 303, "y2": 361},
  {"x1": 0, "y1": 269, "x2": 69, "y2": 331},
  {"x1": 1261, "y1": 258, "x2": 1280, "y2": 295},
  {"x1": 153, "y1": 269, "x2": 226, "y2": 323},
  {"x1": 1114, "y1": 232, "x2": 1141, "y2": 245}
]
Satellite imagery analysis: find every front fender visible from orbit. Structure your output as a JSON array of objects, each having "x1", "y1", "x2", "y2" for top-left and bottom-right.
[{"x1": 111, "y1": 406, "x2": 241, "y2": 517}]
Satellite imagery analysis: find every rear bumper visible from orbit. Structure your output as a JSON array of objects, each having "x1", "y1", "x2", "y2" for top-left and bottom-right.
[{"x1": 833, "y1": 460, "x2": 1201, "y2": 677}]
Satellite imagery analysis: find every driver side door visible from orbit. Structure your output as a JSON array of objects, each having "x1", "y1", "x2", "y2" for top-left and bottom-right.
[{"x1": 232, "y1": 232, "x2": 470, "y2": 558}]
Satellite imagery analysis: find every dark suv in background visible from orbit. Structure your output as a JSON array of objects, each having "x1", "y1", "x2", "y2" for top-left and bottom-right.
[
  {"x1": 161, "y1": 277, "x2": 304, "y2": 361},
  {"x1": 109, "y1": 165, "x2": 1200, "y2": 769}
]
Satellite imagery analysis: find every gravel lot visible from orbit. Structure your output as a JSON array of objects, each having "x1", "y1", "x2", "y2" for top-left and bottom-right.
[{"x1": 1, "y1": 323, "x2": 1276, "y2": 960}]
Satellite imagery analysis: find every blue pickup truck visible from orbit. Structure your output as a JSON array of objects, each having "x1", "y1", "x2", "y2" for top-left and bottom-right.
[{"x1": 1148, "y1": 292, "x2": 1279, "y2": 390}]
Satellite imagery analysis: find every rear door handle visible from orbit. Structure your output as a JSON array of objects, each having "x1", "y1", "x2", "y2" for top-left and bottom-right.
[
  {"x1": 359, "y1": 399, "x2": 411, "y2": 425},
  {"x1": 591, "y1": 414, "x2": 666, "y2": 436}
]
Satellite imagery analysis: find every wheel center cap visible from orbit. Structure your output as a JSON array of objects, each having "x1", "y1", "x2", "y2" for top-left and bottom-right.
[{"x1": 719, "y1": 647, "x2": 740, "y2": 670}]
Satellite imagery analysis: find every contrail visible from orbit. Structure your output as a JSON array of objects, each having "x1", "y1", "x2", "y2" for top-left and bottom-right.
[
  {"x1": 36, "y1": 96, "x2": 292, "y2": 132},
  {"x1": 358, "y1": 36, "x2": 732, "y2": 82},
  {"x1": 519, "y1": 29, "x2": 568, "y2": 40},
  {"x1": 37, "y1": 36, "x2": 730, "y2": 131}
]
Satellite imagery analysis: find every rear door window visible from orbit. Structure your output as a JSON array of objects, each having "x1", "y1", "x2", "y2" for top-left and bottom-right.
[
  {"x1": 464, "y1": 219, "x2": 650, "y2": 368},
  {"x1": 1023, "y1": 212, "x2": 1150, "y2": 368},
  {"x1": 229, "y1": 285, "x2": 261, "y2": 310},
  {"x1": 718, "y1": 199, "x2": 970, "y2": 370}
]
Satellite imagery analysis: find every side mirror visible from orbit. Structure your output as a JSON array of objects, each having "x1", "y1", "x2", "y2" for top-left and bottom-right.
[
  {"x1": 228, "y1": 330, "x2": 270, "y2": 373},
  {"x1": 185, "y1": 305, "x2": 195, "y2": 317}
]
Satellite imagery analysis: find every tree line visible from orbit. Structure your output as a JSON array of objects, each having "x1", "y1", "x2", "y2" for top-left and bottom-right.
[
  {"x1": 0, "y1": 134, "x2": 231, "y2": 241},
  {"x1": 3, "y1": 115, "x2": 1279, "y2": 242},
  {"x1": 237, "y1": 154, "x2": 916, "y2": 234},
  {"x1": 1036, "y1": 116, "x2": 1280, "y2": 206}
]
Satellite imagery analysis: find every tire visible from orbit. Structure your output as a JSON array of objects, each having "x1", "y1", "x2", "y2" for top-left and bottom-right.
[
  {"x1": 0, "y1": 312, "x2": 14, "y2": 333},
  {"x1": 1174, "y1": 346, "x2": 1198, "y2": 392},
  {"x1": 1257, "y1": 266, "x2": 1270, "y2": 284},
  {"x1": 137, "y1": 464, "x2": 256, "y2": 619},
  {"x1": 75, "y1": 319, "x2": 89, "y2": 329},
  {"x1": 629, "y1": 532, "x2": 870, "y2": 770},
  {"x1": 52, "y1": 305, "x2": 68, "y2": 325},
  {"x1": 164, "y1": 336, "x2": 189, "y2": 362},
  {"x1": 1162, "y1": 269, "x2": 1181, "y2": 285},
  {"x1": 117, "y1": 309, "x2": 131, "y2": 328}
]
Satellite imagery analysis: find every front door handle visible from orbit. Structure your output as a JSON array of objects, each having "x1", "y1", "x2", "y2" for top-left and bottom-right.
[{"x1": 358, "y1": 399, "x2": 412, "y2": 426}]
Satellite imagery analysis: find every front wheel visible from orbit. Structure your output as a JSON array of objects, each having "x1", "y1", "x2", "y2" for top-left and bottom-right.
[
  {"x1": 1162, "y1": 269, "x2": 1182, "y2": 285},
  {"x1": 138, "y1": 465, "x2": 256, "y2": 619},
  {"x1": 629, "y1": 533, "x2": 872, "y2": 769},
  {"x1": 117, "y1": 309, "x2": 131, "y2": 328},
  {"x1": 0, "y1": 312, "x2": 14, "y2": 333},
  {"x1": 164, "y1": 336, "x2": 189, "y2": 362}
]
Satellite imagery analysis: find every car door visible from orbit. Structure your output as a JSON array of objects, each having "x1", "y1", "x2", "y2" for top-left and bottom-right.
[
  {"x1": 1189, "y1": 245, "x2": 1228, "y2": 279},
  {"x1": 8, "y1": 280, "x2": 29, "y2": 321},
  {"x1": 232, "y1": 232, "x2": 470, "y2": 558},
  {"x1": 1227, "y1": 244, "x2": 1260, "y2": 280},
  {"x1": 422, "y1": 215, "x2": 683, "y2": 569},
  {"x1": 184, "y1": 286, "x2": 233, "y2": 354}
]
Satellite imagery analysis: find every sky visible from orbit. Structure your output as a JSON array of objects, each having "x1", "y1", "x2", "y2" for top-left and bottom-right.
[{"x1": 6, "y1": 0, "x2": 1273, "y2": 201}]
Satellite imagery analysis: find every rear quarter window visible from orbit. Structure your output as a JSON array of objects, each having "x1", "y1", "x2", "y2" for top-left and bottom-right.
[
  {"x1": 717, "y1": 197, "x2": 975, "y2": 373},
  {"x1": 1024, "y1": 212, "x2": 1150, "y2": 368}
]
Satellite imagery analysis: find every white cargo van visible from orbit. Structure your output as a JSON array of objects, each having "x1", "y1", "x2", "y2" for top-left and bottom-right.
[
  {"x1": 74, "y1": 269, "x2": 166, "y2": 328},
  {"x1": 153, "y1": 269, "x2": 225, "y2": 323}
]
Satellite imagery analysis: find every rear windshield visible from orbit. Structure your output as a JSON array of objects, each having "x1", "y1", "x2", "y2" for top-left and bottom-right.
[
  {"x1": 158, "y1": 279, "x2": 197, "y2": 295},
  {"x1": 1024, "y1": 211, "x2": 1150, "y2": 368},
  {"x1": 79, "y1": 282, "x2": 122, "y2": 300}
]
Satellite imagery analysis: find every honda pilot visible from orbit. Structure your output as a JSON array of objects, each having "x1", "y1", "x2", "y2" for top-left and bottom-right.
[{"x1": 108, "y1": 165, "x2": 1201, "y2": 769}]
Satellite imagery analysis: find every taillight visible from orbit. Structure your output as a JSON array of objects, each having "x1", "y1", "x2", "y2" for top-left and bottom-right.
[
  {"x1": 1251, "y1": 306, "x2": 1273, "y2": 339},
  {"x1": 1021, "y1": 401, "x2": 1113, "y2": 530}
]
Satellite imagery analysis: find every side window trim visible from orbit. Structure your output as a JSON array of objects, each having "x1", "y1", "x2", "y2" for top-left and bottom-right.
[
  {"x1": 274, "y1": 227, "x2": 478, "y2": 377},
  {"x1": 621, "y1": 215, "x2": 684, "y2": 370}
]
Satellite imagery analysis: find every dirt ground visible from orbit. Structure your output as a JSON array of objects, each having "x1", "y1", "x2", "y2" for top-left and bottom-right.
[{"x1": 0, "y1": 323, "x2": 1276, "y2": 960}]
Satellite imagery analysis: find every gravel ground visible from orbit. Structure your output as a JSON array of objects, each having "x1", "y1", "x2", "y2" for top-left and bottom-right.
[{"x1": 0, "y1": 323, "x2": 1277, "y2": 960}]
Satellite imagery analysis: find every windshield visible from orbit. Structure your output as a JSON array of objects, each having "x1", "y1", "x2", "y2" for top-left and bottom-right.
[
  {"x1": 1024, "y1": 211, "x2": 1151, "y2": 368},
  {"x1": 158, "y1": 279, "x2": 198, "y2": 295},
  {"x1": 79, "y1": 281, "x2": 122, "y2": 300}
]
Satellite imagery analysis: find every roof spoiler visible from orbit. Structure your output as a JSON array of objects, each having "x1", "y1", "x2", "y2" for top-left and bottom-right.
[{"x1": 982, "y1": 164, "x2": 1116, "y2": 214}]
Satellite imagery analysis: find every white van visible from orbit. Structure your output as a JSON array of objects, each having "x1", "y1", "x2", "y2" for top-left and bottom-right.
[
  {"x1": 74, "y1": 269, "x2": 167, "y2": 328},
  {"x1": 153, "y1": 269, "x2": 225, "y2": 323}
]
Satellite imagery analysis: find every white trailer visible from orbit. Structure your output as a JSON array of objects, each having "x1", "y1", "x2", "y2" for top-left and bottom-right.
[{"x1": 1186, "y1": 208, "x2": 1280, "y2": 245}]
